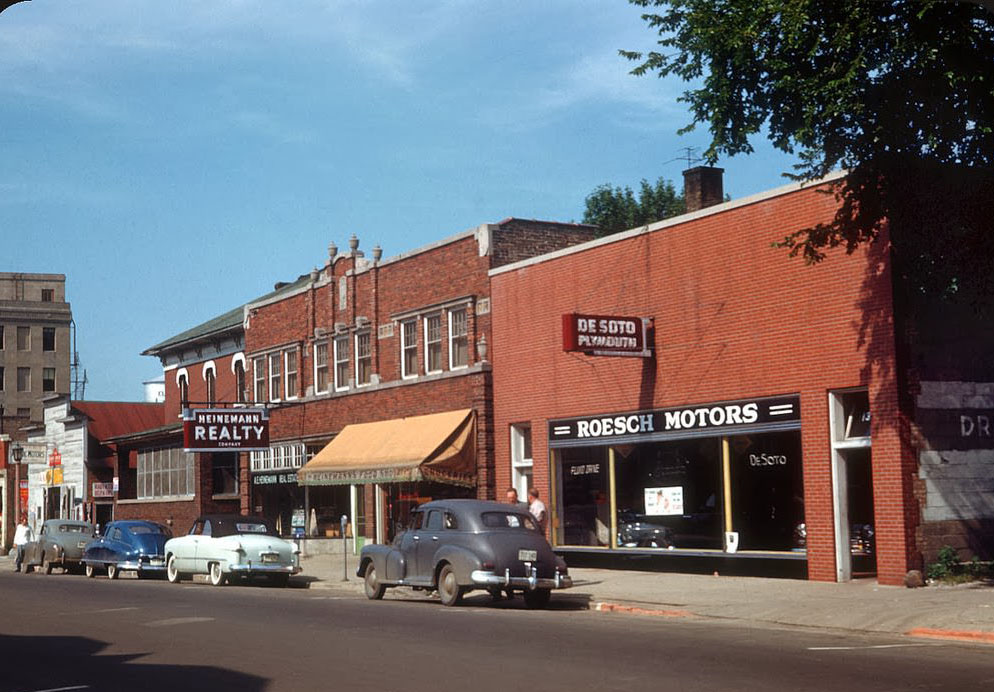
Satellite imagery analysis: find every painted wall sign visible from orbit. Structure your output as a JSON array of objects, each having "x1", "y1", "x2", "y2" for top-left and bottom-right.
[
  {"x1": 549, "y1": 394, "x2": 801, "y2": 443},
  {"x1": 562, "y1": 313, "x2": 652, "y2": 357},
  {"x1": 92, "y1": 481, "x2": 114, "y2": 498},
  {"x1": 183, "y1": 407, "x2": 270, "y2": 452},
  {"x1": 252, "y1": 472, "x2": 298, "y2": 485}
]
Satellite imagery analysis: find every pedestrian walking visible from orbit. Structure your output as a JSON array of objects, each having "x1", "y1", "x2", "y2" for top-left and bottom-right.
[{"x1": 13, "y1": 515, "x2": 33, "y2": 573}]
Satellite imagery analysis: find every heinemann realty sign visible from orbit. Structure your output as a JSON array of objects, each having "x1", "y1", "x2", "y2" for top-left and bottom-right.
[{"x1": 183, "y1": 408, "x2": 270, "y2": 452}]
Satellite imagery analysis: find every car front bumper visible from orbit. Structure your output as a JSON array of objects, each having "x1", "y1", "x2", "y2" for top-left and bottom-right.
[
  {"x1": 116, "y1": 559, "x2": 167, "y2": 573},
  {"x1": 228, "y1": 563, "x2": 302, "y2": 575},
  {"x1": 470, "y1": 565, "x2": 572, "y2": 591}
]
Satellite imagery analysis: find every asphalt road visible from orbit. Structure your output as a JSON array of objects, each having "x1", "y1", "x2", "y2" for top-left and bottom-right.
[{"x1": 0, "y1": 569, "x2": 992, "y2": 692}]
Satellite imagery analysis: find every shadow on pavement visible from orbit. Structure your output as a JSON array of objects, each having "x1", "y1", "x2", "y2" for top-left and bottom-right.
[{"x1": 0, "y1": 633, "x2": 266, "y2": 692}]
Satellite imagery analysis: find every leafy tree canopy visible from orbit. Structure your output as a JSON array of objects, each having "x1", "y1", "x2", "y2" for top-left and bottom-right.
[
  {"x1": 583, "y1": 177, "x2": 685, "y2": 236},
  {"x1": 622, "y1": 0, "x2": 994, "y2": 308}
]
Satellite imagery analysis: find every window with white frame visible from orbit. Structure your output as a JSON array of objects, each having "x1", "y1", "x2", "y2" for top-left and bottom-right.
[
  {"x1": 234, "y1": 359, "x2": 246, "y2": 403},
  {"x1": 250, "y1": 443, "x2": 310, "y2": 472},
  {"x1": 285, "y1": 349, "x2": 298, "y2": 399},
  {"x1": 401, "y1": 319, "x2": 418, "y2": 379},
  {"x1": 449, "y1": 307, "x2": 468, "y2": 369},
  {"x1": 511, "y1": 423, "x2": 533, "y2": 500},
  {"x1": 424, "y1": 314, "x2": 442, "y2": 373},
  {"x1": 137, "y1": 447, "x2": 195, "y2": 499},
  {"x1": 205, "y1": 366, "x2": 216, "y2": 405},
  {"x1": 314, "y1": 342, "x2": 329, "y2": 393},
  {"x1": 253, "y1": 357, "x2": 266, "y2": 402},
  {"x1": 177, "y1": 373, "x2": 188, "y2": 407},
  {"x1": 355, "y1": 331, "x2": 372, "y2": 386},
  {"x1": 269, "y1": 352, "x2": 282, "y2": 401},
  {"x1": 334, "y1": 334, "x2": 349, "y2": 391}
]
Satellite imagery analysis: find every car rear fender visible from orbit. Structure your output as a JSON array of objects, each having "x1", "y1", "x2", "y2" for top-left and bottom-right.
[
  {"x1": 358, "y1": 545, "x2": 401, "y2": 582},
  {"x1": 432, "y1": 546, "x2": 482, "y2": 587}
]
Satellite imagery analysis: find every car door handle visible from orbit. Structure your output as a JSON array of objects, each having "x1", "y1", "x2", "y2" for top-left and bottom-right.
[
  {"x1": 413, "y1": 535, "x2": 420, "y2": 541},
  {"x1": 431, "y1": 536, "x2": 439, "y2": 541}
]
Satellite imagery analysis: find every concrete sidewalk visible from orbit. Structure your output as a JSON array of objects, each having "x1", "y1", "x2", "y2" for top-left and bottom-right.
[{"x1": 299, "y1": 550, "x2": 994, "y2": 644}]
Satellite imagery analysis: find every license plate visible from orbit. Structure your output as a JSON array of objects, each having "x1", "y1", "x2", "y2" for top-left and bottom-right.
[
  {"x1": 150, "y1": 558, "x2": 164, "y2": 566},
  {"x1": 262, "y1": 554, "x2": 279, "y2": 564},
  {"x1": 77, "y1": 541, "x2": 87, "y2": 548},
  {"x1": 518, "y1": 549, "x2": 538, "y2": 562}
]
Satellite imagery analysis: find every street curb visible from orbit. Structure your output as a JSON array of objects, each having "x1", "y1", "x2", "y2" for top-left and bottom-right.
[
  {"x1": 906, "y1": 627, "x2": 994, "y2": 644},
  {"x1": 594, "y1": 602, "x2": 692, "y2": 618}
]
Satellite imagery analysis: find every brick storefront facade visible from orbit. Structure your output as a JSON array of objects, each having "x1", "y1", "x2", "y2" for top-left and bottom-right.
[{"x1": 489, "y1": 173, "x2": 939, "y2": 586}]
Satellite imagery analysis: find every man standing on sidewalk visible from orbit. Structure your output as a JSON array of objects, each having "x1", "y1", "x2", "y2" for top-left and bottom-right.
[
  {"x1": 528, "y1": 488, "x2": 548, "y2": 536},
  {"x1": 13, "y1": 515, "x2": 32, "y2": 572}
]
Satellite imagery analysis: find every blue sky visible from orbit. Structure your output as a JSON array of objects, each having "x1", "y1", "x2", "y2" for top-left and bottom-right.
[{"x1": 1, "y1": 1, "x2": 799, "y2": 402}]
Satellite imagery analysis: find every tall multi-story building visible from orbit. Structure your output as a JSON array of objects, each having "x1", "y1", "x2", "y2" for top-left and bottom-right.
[{"x1": 0, "y1": 273, "x2": 72, "y2": 430}]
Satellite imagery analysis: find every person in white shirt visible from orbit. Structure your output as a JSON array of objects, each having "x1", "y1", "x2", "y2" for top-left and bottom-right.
[
  {"x1": 528, "y1": 488, "x2": 548, "y2": 535},
  {"x1": 13, "y1": 516, "x2": 33, "y2": 573}
]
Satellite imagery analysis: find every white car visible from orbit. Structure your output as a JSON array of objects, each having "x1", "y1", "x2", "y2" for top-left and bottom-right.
[{"x1": 164, "y1": 514, "x2": 301, "y2": 587}]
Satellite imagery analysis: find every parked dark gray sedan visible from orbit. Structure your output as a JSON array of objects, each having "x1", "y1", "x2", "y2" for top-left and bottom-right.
[
  {"x1": 20, "y1": 519, "x2": 95, "y2": 575},
  {"x1": 357, "y1": 499, "x2": 572, "y2": 608}
]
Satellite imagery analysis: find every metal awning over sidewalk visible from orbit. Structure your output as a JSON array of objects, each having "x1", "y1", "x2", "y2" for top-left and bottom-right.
[{"x1": 297, "y1": 409, "x2": 476, "y2": 487}]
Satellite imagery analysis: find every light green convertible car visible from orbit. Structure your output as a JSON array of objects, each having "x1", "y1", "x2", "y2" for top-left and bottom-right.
[{"x1": 163, "y1": 514, "x2": 301, "y2": 587}]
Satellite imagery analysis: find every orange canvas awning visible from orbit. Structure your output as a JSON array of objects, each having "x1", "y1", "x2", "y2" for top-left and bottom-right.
[{"x1": 297, "y1": 409, "x2": 476, "y2": 487}]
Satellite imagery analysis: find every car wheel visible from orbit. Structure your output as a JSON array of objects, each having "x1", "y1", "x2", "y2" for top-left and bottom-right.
[
  {"x1": 107, "y1": 564, "x2": 119, "y2": 580},
  {"x1": 209, "y1": 562, "x2": 227, "y2": 587},
  {"x1": 523, "y1": 588, "x2": 551, "y2": 609},
  {"x1": 166, "y1": 555, "x2": 183, "y2": 584},
  {"x1": 437, "y1": 564, "x2": 464, "y2": 607},
  {"x1": 85, "y1": 563, "x2": 95, "y2": 578},
  {"x1": 363, "y1": 562, "x2": 386, "y2": 600}
]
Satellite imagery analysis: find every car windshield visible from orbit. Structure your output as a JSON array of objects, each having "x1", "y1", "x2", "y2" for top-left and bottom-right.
[
  {"x1": 481, "y1": 512, "x2": 539, "y2": 531},
  {"x1": 58, "y1": 525, "x2": 88, "y2": 534},
  {"x1": 130, "y1": 525, "x2": 170, "y2": 536}
]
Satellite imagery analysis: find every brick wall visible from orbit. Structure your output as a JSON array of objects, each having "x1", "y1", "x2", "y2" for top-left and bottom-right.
[
  {"x1": 490, "y1": 219, "x2": 598, "y2": 269},
  {"x1": 491, "y1": 183, "x2": 914, "y2": 584},
  {"x1": 163, "y1": 353, "x2": 245, "y2": 420}
]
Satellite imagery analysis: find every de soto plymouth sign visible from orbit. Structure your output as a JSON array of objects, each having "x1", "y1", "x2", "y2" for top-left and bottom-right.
[
  {"x1": 562, "y1": 313, "x2": 652, "y2": 357},
  {"x1": 183, "y1": 408, "x2": 270, "y2": 452}
]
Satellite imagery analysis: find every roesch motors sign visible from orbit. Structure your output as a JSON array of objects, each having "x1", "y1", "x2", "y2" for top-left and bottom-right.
[
  {"x1": 562, "y1": 313, "x2": 652, "y2": 358},
  {"x1": 549, "y1": 395, "x2": 801, "y2": 444},
  {"x1": 183, "y1": 408, "x2": 270, "y2": 452}
]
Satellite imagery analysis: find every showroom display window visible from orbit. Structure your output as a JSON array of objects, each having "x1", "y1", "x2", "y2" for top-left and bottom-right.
[{"x1": 548, "y1": 394, "x2": 805, "y2": 556}]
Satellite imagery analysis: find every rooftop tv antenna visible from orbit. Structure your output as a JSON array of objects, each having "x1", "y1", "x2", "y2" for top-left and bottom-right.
[{"x1": 70, "y1": 318, "x2": 87, "y2": 400}]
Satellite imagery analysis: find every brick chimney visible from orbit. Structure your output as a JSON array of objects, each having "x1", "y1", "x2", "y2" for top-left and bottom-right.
[{"x1": 683, "y1": 166, "x2": 724, "y2": 212}]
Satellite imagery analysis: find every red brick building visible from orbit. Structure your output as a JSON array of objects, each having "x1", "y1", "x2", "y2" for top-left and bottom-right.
[
  {"x1": 241, "y1": 220, "x2": 596, "y2": 543},
  {"x1": 489, "y1": 168, "x2": 993, "y2": 586},
  {"x1": 108, "y1": 285, "x2": 301, "y2": 532}
]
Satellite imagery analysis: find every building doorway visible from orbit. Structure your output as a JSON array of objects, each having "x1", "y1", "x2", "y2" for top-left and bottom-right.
[{"x1": 830, "y1": 389, "x2": 876, "y2": 581}]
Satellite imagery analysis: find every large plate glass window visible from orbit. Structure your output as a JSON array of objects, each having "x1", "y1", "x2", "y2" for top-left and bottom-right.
[
  {"x1": 727, "y1": 431, "x2": 804, "y2": 551},
  {"x1": 401, "y1": 319, "x2": 418, "y2": 379},
  {"x1": 448, "y1": 307, "x2": 468, "y2": 369},
  {"x1": 424, "y1": 314, "x2": 442, "y2": 373},
  {"x1": 613, "y1": 439, "x2": 723, "y2": 550},
  {"x1": 558, "y1": 447, "x2": 610, "y2": 547}
]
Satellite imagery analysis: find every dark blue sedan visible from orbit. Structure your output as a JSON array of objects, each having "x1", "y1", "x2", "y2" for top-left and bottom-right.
[{"x1": 82, "y1": 520, "x2": 172, "y2": 579}]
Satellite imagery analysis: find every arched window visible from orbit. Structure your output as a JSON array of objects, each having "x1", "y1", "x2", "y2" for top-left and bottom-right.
[
  {"x1": 178, "y1": 374, "x2": 189, "y2": 407},
  {"x1": 206, "y1": 368, "x2": 216, "y2": 406},
  {"x1": 234, "y1": 360, "x2": 246, "y2": 403}
]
